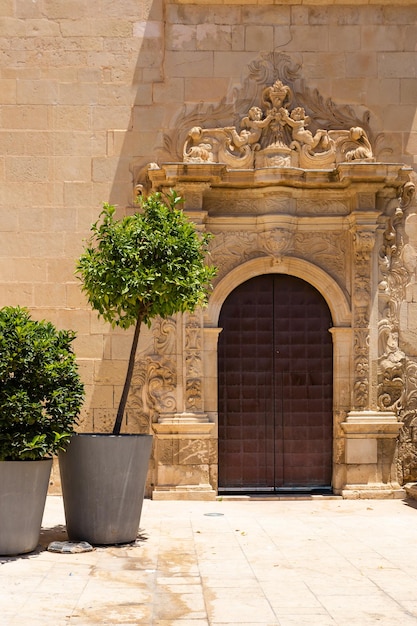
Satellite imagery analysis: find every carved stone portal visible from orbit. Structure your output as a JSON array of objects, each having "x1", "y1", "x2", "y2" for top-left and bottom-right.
[{"x1": 135, "y1": 57, "x2": 416, "y2": 500}]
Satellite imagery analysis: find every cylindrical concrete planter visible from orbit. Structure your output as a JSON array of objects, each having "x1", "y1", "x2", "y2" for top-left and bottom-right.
[
  {"x1": 59, "y1": 433, "x2": 152, "y2": 545},
  {"x1": 0, "y1": 458, "x2": 52, "y2": 556}
]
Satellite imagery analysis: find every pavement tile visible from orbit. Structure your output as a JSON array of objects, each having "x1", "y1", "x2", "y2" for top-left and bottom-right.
[
  {"x1": 2, "y1": 497, "x2": 417, "y2": 625},
  {"x1": 154, "y1": 622, "x2": 209, "y2": 626},
  {"x1": 277, "y1": 616, "x2": 337, "y2": 626},
  {"x1": 204, "y1": 587, "x2": 278, "y2": 623},
  {"x1": 153, "y1": 591, "x2": 207, "y2": 620}
]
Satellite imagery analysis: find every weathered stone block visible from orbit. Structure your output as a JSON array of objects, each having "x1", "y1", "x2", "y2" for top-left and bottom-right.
[{"x1": 346, "y1": 439, "x2": 377, "y2": 464}]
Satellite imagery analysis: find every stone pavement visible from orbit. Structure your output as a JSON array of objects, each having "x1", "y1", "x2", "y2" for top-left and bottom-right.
[{"x1": 1, "y1": 496, "x2": 417, "y2": 625}]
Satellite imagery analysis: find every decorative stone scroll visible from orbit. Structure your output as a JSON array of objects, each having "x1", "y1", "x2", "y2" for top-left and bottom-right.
[
  {"x1": 377, "y1": 181, "x2": 417, "y2": 482},
  {"x1": 378, "y1": 181, "x2": 416, "y2": 413},
  {"x1": 128, "y1": 317, "x2": 177, "y2": 429},
  {"x1": 182, "y1": 79, "x2": 373, "y2": 171}
]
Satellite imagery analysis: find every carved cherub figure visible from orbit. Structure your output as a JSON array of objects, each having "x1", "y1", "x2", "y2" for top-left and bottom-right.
[
  {"x1": 228, "y1": 106, "x2": 275, "y2": 151},
  {"x1": 280, "y1": 106, "x2": 329, "y2": 150}
]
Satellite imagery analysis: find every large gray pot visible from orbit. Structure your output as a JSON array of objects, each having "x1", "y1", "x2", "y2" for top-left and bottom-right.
[
  {"x1": 0, "y1": 458, "x2": 52, "y2": 556},
  {"x1": 59, "y1": 433, "x2": 152, "y2": 545}
]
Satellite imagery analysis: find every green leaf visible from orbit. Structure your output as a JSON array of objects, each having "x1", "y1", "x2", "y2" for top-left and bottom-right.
[
  {"x1": 75, "y1": 191, "x2": 217, "y2": 432},
  {"x1": 0, "y1": 306, "x2": 84, "y2": 460}
]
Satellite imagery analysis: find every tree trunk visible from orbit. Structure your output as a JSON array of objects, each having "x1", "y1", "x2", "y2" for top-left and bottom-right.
[{"x1": 112, "y1": 313, "x2": 143, "y2": 435}]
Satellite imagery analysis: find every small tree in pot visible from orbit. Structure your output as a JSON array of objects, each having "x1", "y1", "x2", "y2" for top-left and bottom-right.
[
  {"x1": 0, "y1": 306, "x2": 84, "y2": 555},
  {"x1": 59, "y1": 191, "x2": 216, "y2": 545}
]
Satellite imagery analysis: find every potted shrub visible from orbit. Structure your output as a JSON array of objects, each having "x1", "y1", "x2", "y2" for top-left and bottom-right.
[
  {"x1": 0, "y1": 306, "x2": 84, "y2": 555},
  {"x1": 59, "y1": 191, "x2": 216, "y2": 545}
]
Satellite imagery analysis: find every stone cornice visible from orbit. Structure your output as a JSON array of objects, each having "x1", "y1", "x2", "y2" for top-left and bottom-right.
[{"x1": 148, "y1": 161, "x2": 412, "y2": 193}]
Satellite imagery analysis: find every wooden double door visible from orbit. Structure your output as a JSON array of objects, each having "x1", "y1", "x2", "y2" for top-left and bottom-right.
[{"x1": 218, "y1": 274, "x2": 333, "y2": 492}]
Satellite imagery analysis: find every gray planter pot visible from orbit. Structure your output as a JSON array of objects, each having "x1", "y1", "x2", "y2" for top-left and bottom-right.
[
  {"x1": 59, "y1": 433, "x2": 152, "y2": 545},
  {"x1": 0, "y1": 458, "x2": 52, "y2": 556}
]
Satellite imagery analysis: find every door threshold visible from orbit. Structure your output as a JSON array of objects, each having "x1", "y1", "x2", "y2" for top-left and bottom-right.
[
  {"x1": 217, "y1": 493, "x2": 341, "y2": 501},
  {"x1": 217, "y1": 487, "x2": 339, "y2": 501}
]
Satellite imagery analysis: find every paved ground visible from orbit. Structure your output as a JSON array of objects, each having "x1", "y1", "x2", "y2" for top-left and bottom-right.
[{"x1": 1, "y1": 495, "x2": 417, "y2": 625}]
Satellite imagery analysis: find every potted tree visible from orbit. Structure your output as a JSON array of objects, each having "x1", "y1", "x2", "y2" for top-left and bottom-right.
[
  {"x1": 59, "y1": 191, "x2": 216, "y2": 545},
  {"x1": 0, "y1": 306, "x2": 84, "y2": 555}
]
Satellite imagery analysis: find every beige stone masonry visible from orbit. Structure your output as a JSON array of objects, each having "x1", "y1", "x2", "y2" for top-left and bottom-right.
[{"x1": 1, "y1": 0, "x2": 416, "y2": 499}]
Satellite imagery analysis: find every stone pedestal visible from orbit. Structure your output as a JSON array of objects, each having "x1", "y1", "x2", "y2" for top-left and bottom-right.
[
  {"x1": 339, "y1": 410, "x2": 404, "y2": 499},
  {"x1": 151, "y1": 415, "x2": 216, "y2": 500}
]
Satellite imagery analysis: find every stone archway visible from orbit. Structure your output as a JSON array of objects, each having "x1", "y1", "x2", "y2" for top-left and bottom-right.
[
  {"x1": 206, "y1": 256, "x2": 351, "y2": 328},
  {"x1": 206, "y1": 257, "x2": 352, "y2": 494},
  {"x1": 145, "y1": 72, "x2": 412, "y2": 500}
]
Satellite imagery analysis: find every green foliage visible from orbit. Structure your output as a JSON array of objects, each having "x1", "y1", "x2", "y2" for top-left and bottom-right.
[
  {"x1": 76, "y1": 190, "x2": 216, "y2": 434},
  {"x1": 0, "y1": 306, "x2": 85, "y2": 461},
  {"x1": 76, "y1": 191, "x2": 216, "y2": 329}
]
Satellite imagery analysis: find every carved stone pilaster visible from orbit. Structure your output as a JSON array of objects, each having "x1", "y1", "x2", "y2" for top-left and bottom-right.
[
  {"x1": 378, "y1": 182, "x2": 416, "y2": 414},
  {"x1": 184, "y1": 311, "x2": 205, "y2": 415},
  {"x1": 150, "y1": 310, "x2": 216, "y2": 500},
  {"x1": 377, "y1": 181, "x2": 417, "y2": 484},
  {"x1": 351, "y1": 227, "x2": 375, "y2": 410}
]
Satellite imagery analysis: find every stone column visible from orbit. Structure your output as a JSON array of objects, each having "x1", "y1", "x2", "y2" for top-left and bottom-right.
[
  {"x1": 152, "y1": 311, "x2": 217, "y2": 500},
  {"x1": 340, "y1": 205, "x2": 404, "y2": 497},
  {"x1": 351, "y1": 218, "x2": 376, "y2": 412}
]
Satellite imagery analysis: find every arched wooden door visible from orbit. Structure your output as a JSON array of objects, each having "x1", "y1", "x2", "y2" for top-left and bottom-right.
[{"x1": 218, "y1": 274, "x2": 333, "y2": 493}]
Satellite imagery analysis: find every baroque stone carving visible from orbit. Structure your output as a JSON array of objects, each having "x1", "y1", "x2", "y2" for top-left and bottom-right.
[
  {"x1": 352, "y1": 230, "x2": 375, "y2": 409},
  {"x1": 129, "y1": 355, "x2": 177, "y2": 422},
  {"x1": 154, "y1": 317, "x2": 177, "y2": 355},
  {"x1": 210, "y1": 229, "x2": 348, "y2": 288},
  {"x1": 209, "y1": 232, "x2": 259, "y2": 281},
  {"x1": 182, "y1": 78, "x2": 373, "y2": 171},
  {"x1": 378, "y1": 182, "x2": 416, "y2": 412},
  {"x1": 296, "y1": 199, "x2": 348, "y2": 216},
  {"x1": 184, "y1": 312, "x2": 204, "y2": 412},
  {"x1": 378, "y1": 318, "x2": 406, "y2": 412},
  {"x1": 293, "y1": 232, "x2": 347, "y2": 287},
  {"x1": 157, "y1": 51, "x2": 381, "y2": 166},
  {"x1": 205, "y1": 195, "x2": 293, "y2": 216},
  {"x1": 376, "y1": 180, "x2": 417, "y2": 481},
  {"x1": 258, "y1": 227, "x2": 295, "y2": 259},
  {"x1": 397, "y1": 359, "x2": 417, "y2": 483},
  {"x1": 128, "y1": 316, "x2": 178, "y2": 424}
]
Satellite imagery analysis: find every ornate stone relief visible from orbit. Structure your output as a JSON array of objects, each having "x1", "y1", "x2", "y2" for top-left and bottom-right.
[
  {"x1": 209, "y1": 229, "x2": 348, "y2": 289},
  {"x1": 296, "y1": 199, "x2": 348, "y2": 216},
  {"x1": 156, "y1": 51, "x2": 392, "y2": 172},
  {"x1": 181, "y1": 78, "x2": 373, "y2": 171},
  {"x1": 128, "y1": 317, "x2": 177, "y2": 425},
  {"x1": 293, "y1": 232, "x2": 348, "y2": 288},
  {"x1": 204, "y1": 195, "x2": 294, "y2": 216},
  {"x1": 352, "y1": 230, "x2": 375, "y2": 409},
  {"x1": 377, "y1": 181, "x2": 417, "y2": 481},
  {"x1": 209, "y1": 232, "x2": 259, "y2": 281},
  {"x1": 184, "y1": 312, "x2": 204, "y2": 413},
  {"x1": 378, "y1": 181, "x2": 416, "y2": 411}
]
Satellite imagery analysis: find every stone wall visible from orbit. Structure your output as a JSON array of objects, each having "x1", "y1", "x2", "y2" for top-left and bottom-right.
[{"x1": 1, "y1": 0, "x2": 417, "y2": 495}]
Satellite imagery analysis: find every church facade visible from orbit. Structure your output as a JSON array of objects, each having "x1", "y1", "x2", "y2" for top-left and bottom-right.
[{"x1": 1, "y1": 1, "x2": 417, "y2": 498}]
